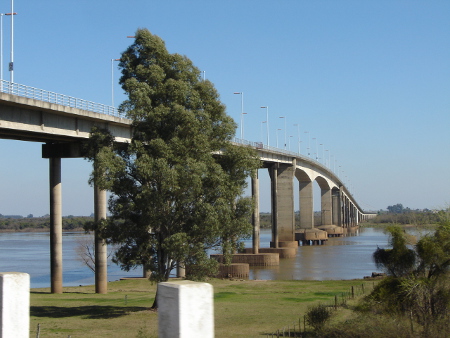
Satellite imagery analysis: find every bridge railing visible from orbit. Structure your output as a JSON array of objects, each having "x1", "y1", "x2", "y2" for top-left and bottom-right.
[
  {"x1": 233, "y1": 137, "x2": 334, "y2": 174},
  {"x1": 0, "y1": 80, "x2": 363, "y2": 208},
  {"x1": 0, "y1": 80, "x2": 120, "y2": 117}
]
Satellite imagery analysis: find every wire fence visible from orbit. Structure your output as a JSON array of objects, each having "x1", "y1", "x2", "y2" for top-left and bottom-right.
[{"x1": 266, "y1": 282, "x2": 377, "y2": 337}]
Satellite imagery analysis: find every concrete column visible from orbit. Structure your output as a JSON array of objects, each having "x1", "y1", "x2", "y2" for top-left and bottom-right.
[
  {"x1": 176, "y1": 263, "x2": 186, "y2": 278},
  {"x1": 251, "y1": 170, "x2": 260, "y2": 254},
  {"x1": 299, "y1": 180, "x2": 314, "y2": 229},
  {"x1": 94, "y1": 184, "x2": 108, "y2": 294},
  {"x1": 332, "y1": 190, "x2": 341, "y2": 226},
  {"x1": 275, "y1": 163, "x2": 295, "y2": 242},
  {"x1": 49, "y1": 157, "x2": 63, "y2": 294},
  {"x1": 321, "y1": 187, "x2": 332, "y2": 225},
  {"x1": 158, "y1": 281, "x2": 214, "y2": 338},
  {"x1": 269, "y1": 164, "x2": 278, "y2": 247},
  {"x1": 0, "y1": 272, "x2": 30, "y2": 338}
]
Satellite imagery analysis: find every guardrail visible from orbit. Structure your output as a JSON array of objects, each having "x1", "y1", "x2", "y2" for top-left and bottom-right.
[{"x1": 0, "y1": 80, "x2": 120, "y2": 117}]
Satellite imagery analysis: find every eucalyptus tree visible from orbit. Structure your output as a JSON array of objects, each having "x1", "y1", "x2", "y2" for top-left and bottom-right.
[{"x1": 87, "y1": 28, "x2": 259, "y2": 308}]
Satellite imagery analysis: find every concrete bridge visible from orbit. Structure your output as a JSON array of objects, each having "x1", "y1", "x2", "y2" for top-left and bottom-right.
[{"x1": 0, "y1": 81, "x2": 375, "y2": 292}]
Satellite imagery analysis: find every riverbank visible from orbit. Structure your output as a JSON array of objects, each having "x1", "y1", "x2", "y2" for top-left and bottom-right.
[{"x1": 30, "y1": 277, "x2": 376, "y2": 337}]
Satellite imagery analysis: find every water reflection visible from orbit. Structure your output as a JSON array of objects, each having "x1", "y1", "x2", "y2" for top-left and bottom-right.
[
  {"x1": 247, "y1": 227, "x2": 390, "y2": 280},
  {"x1": 0, "y1": 227, "x2": 398, "y2": 288}
]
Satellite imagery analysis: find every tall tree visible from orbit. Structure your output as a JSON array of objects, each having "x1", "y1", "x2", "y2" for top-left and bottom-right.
[{"x1": 86, "y1": 29, "x2": 260, "y2": 308}]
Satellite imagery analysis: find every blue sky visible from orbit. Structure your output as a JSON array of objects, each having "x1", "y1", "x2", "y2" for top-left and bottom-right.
[{"x1": 0, "y1": 1, "x2": 449, "y2": 216}]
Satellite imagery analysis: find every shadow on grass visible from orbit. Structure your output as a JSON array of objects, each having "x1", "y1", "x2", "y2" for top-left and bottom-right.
[{"x1": 30, "y1": 305, "x2": 149, "y2": 319}]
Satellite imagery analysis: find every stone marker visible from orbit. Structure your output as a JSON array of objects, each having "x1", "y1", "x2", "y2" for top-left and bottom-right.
[
  {"x1": 0, "y1": 272, "x2": 30, "y2": 338},
  {"x1": 158, "y1": 280, "x2": 214, "y2": 338}
]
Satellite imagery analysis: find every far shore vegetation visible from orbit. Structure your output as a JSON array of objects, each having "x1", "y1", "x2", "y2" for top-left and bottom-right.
[{"x1": 1, "y1": 203, "x2": 446, "y2": 232}]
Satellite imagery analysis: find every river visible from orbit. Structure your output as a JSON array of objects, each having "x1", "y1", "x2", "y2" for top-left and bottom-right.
[{"x1": 0, "y1": 227, "x2": 394, "y2": 288}]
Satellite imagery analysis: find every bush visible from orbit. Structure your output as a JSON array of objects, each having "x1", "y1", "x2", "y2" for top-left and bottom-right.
[{"x1": 305, "y1": 304, "x2": 332, "y2": 332}]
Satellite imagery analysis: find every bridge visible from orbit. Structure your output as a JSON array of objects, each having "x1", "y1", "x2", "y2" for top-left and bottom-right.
[{"x1": 0, "y1": 80, "x2": 375, "y2": 292}]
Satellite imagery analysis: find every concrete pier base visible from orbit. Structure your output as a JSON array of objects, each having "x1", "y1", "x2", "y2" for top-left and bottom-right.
[
  {"x1": 317, "y1": 225, "x2": 344, "y2": 237},
  {"x1": 211, "y1": 253, "x2": 279, "y2": 266},
  {"x1": 216, "y1": 263, "x2": 250, "y2": 279},
  {"x1": 158, "y1": 281, "x2": 214, "y2": 338},
  {"x1": 0, "y1": 272, "x2": 30, "y2": 338},
  {"x1": 254, "y1": 247, "x2": 298, "y2": 258},
  {"x1": 295, "y1": 228, "x2": 328, "y2": 245}
]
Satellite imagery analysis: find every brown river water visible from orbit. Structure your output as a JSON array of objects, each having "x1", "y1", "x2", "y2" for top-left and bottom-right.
[{"x1": 0, "y1": 227, "x2": 406, "y2": 288}]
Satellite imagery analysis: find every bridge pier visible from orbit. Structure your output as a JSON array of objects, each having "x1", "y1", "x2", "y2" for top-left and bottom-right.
[
  {"x1": 251, "y1": 171, "x2": 260, "y2": 254},
  {"x1": 269, "y1": 161, "x2": 296, "y2": 247},
  {"x1": 44, "y1": 142, "x2": 109, "y2": 294},
  {"x1": 49, "y1": 157, "x2": 63, "y2": 294}
]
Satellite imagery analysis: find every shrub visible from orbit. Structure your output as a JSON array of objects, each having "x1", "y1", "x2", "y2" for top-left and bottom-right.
[{"x1": 305, "y1": 304, "x2": 331, "y2": 332}]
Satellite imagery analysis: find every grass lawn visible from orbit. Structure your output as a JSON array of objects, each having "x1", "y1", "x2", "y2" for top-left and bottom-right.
[{"x1": 30, "y1": 278, "x2": 375, "y2": 337}]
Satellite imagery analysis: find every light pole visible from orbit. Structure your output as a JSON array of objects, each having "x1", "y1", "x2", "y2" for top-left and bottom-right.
[
  {"x1": 313, "y1": 137, "x2": 318, "y2": 161},
  {"x1": 279, "y1": 116, "x2": 286, "y2": 149},
  {"x1": 319, "y1": 143, "x2": 324, "y2": 163},
  {"x1": 305, "y1": 131, "x2": 310, "y2": 156},
  {"x1": 261, "y1": 121, "x2": 267, "y2": 144},
  {"x1": 276, "y1": 128, "x2": 282, "y2": 148},
  {"x1": 111, "y1": 58, "x2": 120, "y2": 107},
  {"x1": 2, "y1": 10, "x2": 16, "y2": 84},
  {"x1": 234, "y1": 92, "x2": 244, "y2": 139},
  {"x1": 260, "y1": 106, "x2": 269, "y2": 146},
  {"x1": 293, "y1": 123, "x2": 301, "y2": 154},
  {"x1": 8, "y1": 0, "x2": 15, "y2": 83}
]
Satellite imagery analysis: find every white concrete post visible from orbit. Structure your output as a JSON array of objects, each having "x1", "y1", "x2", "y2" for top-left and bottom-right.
[
  {"x1": 0, "y1": 272, "x2": 30, "y2": 338},
  {"x1": 158, "y1": 280, "x2": 214, "y2": 338}
]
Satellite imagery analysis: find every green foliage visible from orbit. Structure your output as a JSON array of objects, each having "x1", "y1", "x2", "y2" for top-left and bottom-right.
[
  {"x1": 367, "y1": 223, "x2": 450, "y2": 333},
  {"x1": 373, "y1": 225, "x2": 416, "y2": 277},
  {"x1": 305, "y1": 304, "x2": 332, "y2": 332},
  {"x1": 0, "y1": 216, "x2": 92, "y2": 231},
  {"x1": 86, "y1": 29, "x2": 260, "y2": 296}
]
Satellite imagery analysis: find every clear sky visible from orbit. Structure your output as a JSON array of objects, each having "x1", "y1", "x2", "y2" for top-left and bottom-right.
[{"x1": 0, "y1": 1, "x2": 449, "y2": 216}]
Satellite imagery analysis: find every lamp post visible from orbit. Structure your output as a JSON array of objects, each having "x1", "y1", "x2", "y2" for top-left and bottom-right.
[
  {"x1": 293, "y1": 124, "x2": 301, "y2": 154},
  {"x1": 279, "y1": 116, "x2": 286, "y2": 149},
  {"x1": 8, "y1": 0, "x2": 15, "y2": 83},
  {"x1": 319, "y1": 143, "x2": 324, "y2": 163},
  {"x1": 313, "y1": 137, "x2": 318, "y2": 161},
  {"x1": 276, "y1": 128, "x2": 282, "y2": 148},
  {"x1": 111, "y1": 58, "x2": 120, "y2": 107},
  {"x1": 261, "y1": 121, "x2": 267, "y2": 144},
  {"x1": 234, "y1": 92, "x2": 244, "y2": 139},
  {"x1": 260, "y1": 106, "x2": 269, "y2": 146},
  {"x1": 304, "y1": 131, "x2": 310, "y2": 156}
]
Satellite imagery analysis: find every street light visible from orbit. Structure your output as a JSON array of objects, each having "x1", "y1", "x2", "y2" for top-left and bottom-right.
[
  {"x1": 7, "y1": 0, "x2": 15, "y2": 83},
  {"x1": 276, "y1": 128, "x2": 282, "y2": 148},
  {"x1": 293, "y1": 123, "x2": 301, "y2": 154},
  {"x1": 319, "y1": 143, "x2": 324, "y2": 163},
  {"x1": 233, "y1": 92, "x2": 244, "y2": 139},
  {"x1": 312, "y1": 137, "x2": 318, "y2": 161},
  {"x1": 260, "y1": 106, "x2": 269, "y2": 146},
  {"x1": 3, "y1": 10, "x2": 16, "y2": 84},
  {"x1": 261, "y1": 121, "x2": 267, "y2": 144},
  {"x1": 111, "y1": 59, "x2": 120, "y2": 107},
  {"x1": 304, "y1": 131, "x2": 310, "y2": 156},
  {"x1": 279, "y1": 116, "x2": 286, "y2": 149}
]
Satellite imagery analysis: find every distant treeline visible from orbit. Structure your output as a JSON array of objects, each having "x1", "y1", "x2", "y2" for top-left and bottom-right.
[{"x1": 0, "y1": 216, "x2": 94, "y2": 231}]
